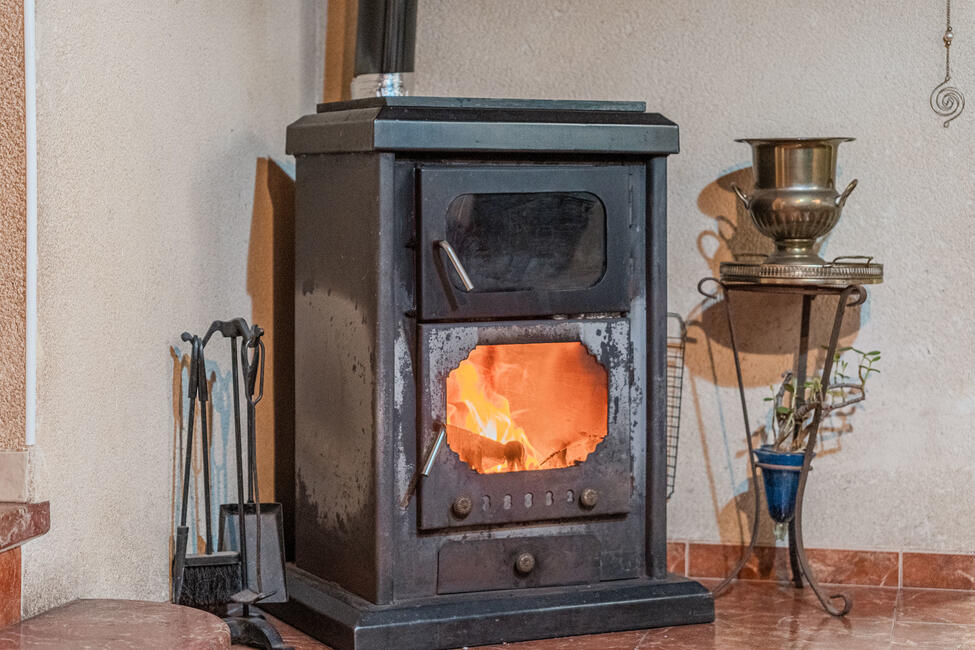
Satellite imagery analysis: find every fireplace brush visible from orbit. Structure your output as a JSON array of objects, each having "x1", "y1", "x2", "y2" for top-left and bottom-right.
[{"x1": 172, "y1": 333, "x2": 243, "y2": 607}]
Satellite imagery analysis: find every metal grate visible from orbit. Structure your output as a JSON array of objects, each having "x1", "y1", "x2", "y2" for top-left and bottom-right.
[{"x1": 665, "y1": 313, "x2": 687, "y2": 499}]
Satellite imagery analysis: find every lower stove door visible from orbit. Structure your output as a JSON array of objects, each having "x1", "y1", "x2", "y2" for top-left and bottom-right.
[{"x1": 417, "y1": 318, "x2": 633, "y2": 531}]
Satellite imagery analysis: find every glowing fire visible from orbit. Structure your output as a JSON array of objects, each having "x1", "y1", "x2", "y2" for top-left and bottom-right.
[{"x1": 445, "y1": 342, "x2": 608, "y2": 474}]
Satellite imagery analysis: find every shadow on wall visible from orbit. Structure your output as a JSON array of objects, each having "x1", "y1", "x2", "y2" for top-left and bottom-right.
[
  {"x1": 682, "y1": 169, "x2": 865, "y2": 546},
  {"x1": 246, "y1": 158, "x2": 296, "y2": 560}
]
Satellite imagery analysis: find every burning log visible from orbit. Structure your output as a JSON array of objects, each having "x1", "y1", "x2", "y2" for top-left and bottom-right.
[
  {"x1": 503, "y1": 441, "x2": 526, "y2": 471},
  {"x1": 445, "y1": 424, "x2": 507, "y2": 472}
]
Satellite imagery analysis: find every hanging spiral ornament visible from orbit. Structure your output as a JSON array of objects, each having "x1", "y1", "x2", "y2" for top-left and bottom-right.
[
  {"x1": 931, "y1": 78, "x2": 965, "y2": 127},
  {"x1": 932, "y1": 1, "x2": 965, "y2": 127}
]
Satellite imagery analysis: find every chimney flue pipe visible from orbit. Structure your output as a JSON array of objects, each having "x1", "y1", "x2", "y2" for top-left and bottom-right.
[{"x1": 350, "y1": 0, "x2": 417, "y2": 98}]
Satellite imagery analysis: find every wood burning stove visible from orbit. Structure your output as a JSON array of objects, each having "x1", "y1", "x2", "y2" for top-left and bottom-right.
[{"x1": 269, "y1": 97, "x2": 714, "y2": 649}]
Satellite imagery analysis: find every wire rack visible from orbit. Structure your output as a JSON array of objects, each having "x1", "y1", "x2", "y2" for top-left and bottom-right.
[{"x1": 665, "y1": 313, "x2": 687, "y2": 499}]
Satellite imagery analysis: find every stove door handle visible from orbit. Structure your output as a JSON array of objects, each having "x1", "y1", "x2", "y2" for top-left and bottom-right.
[
  {"x1": 420, "y1": 424, "x2": 448, "y2": 477},
  {"x1": 436, "y1": 240, "x2": 475, "y2": 292}
]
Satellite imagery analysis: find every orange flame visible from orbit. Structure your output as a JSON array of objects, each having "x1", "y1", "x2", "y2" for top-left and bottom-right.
[{"x1": 445, "y1": 342, "x2": 608, "y2": 474}]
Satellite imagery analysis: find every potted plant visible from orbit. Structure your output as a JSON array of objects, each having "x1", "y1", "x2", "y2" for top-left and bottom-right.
[{"x1": 756, "y1": 347, "x2": 881, "y2": 524}]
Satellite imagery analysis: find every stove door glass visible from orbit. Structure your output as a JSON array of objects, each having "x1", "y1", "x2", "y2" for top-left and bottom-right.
[
  {"x1": 445, "y1": 341, "x2": 608, "y2": 474},
  {"x1": 444, "y1": 193, "x2": 606, "y2": 293}
]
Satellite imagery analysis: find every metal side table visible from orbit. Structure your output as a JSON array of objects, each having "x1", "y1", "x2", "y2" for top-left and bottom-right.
[{"x1": 697, "y1": 275, "x2": 875, "y2": 617}]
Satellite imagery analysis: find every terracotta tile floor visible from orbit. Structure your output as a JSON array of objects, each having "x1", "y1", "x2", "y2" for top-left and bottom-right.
[{"x1": 258, "y1": 581, "x2": 975, "y2": 649}]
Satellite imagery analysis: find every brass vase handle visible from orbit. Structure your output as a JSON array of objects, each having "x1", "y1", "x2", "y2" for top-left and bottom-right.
[
  {"x1": 835, "y1": 179, "x2": 858, "y2": 207},
  {"x1": 730, "y1": 184, "x2": 751, "y2": 210}
]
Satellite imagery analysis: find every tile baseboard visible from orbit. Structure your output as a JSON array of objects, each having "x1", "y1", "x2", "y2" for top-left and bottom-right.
[
  {"x1": 669, "y1": 540, "x2": 975, "y2": 591},
  {"x1": 902, "y1": 552, "x2": 975, "y2": 590},
  {"x1": 0, "y1": 547, "x2": 20, "y2": 627}
]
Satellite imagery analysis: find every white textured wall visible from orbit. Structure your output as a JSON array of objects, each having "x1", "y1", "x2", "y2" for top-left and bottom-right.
[
  {"x1": 416, "y1": 1, "x2": 975, "y2": 553},
  {"x1": 24, "y1": 1, "x2": 322, "y2": 615}
]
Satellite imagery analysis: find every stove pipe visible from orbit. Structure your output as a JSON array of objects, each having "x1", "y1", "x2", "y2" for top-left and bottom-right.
[{"x1": 350, "y1": 0, "x2": 417, "y2": 98}]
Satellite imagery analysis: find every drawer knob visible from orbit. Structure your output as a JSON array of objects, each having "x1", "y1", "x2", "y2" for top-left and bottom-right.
[
  {"x1": 515, "y1": 552, "x2": 536, "y2": 575},
  {"x1": 580, "y1": 487, "x2": 598, "y2": 508},
  {"x1": 452, "y1": 495, "x2": 473, "y2": 518}
]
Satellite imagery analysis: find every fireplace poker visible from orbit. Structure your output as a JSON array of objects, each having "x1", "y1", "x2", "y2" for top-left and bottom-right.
[{"x1": 243, "y1": 327, "x2": 266, "y2": 597}]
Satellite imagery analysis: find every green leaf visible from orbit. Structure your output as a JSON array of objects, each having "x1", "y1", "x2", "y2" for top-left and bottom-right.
[
  {"x1": 776, "y1": 406, "x2": 793, "y2": 415},
  {"x1": 763, "y1": 397, "x2": 774, "y2": 401},
  {"x1": 783, "y1": 383, "x2": 795, "y2": 392},
  {"x1": 837, "y1": 346, "x2": 853, "y2": 352}
]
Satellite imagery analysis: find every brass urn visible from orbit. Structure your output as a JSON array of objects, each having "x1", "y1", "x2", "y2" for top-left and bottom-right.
[{"x1": 732, "y1": 138, "x2": 858, "y2": 265}]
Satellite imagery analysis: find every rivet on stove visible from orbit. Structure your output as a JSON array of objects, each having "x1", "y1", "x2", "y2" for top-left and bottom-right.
[
  {"x1": 580, "y1": 487, "x2": 598, "y2": 509},
  {"x1": 452, "y1": 495, "x2": 473, "y2": 518}
]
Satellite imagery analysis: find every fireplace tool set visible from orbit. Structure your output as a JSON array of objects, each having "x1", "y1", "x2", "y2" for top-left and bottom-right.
[
  {"x1": 703, "y1": 138, "x2": 884, "y2": 616},
  {"x1": 173, "y1": 318, "x2": 290, "y2": 650}
]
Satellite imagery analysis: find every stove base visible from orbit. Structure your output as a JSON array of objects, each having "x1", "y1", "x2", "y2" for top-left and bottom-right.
[{"x1": 263, "y1": 565, "x2": 715, "y2": 650}]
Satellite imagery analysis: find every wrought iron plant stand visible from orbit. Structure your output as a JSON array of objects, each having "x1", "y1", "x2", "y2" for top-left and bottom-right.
[{"x1": 697, "y1": 274, "x2": 877, "y2": 617}]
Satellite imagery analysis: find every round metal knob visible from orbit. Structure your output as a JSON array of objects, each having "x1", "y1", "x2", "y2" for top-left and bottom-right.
[
  {"x1": 451, "y1": 495, "x2": 473, "y2": 518},
  {"x1": 580, "y1": 487, "x2": 598, "y2": 509},
  {"x1": 515, "y1": 552, "x2": 536, "y2": 575}
]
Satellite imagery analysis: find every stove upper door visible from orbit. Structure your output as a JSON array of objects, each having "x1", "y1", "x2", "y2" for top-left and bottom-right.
[{"x1": 418, "y1": 164, "x2": 641, "y2": 320}]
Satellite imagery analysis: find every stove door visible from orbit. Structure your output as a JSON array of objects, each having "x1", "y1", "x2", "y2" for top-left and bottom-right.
[
  {"x1": 417, "y1": 318, "x2": 632, "y2": 530},
  {"x1": 418, "y1": 164, "x2": 639, "y2": 321}
]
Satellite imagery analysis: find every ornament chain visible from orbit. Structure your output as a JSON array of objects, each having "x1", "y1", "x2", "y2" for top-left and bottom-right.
[{"x1": 931, "y1": 0, "x2": 965, "y2": 127}]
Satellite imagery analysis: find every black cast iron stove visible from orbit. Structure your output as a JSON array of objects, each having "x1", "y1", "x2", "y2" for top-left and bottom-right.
[{"x1": 268, "y1": 96, "x2": 713, "y2": 649}]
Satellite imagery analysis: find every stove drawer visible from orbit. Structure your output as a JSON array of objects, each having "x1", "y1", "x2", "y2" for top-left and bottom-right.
[
  {"x1": 437, "y1": 534, "x2": 601, "y2": 594},
  {"x1": 417, "y1": 318, "x2": 633, "y2": 531},
  {"x1": 418, "y1": 164, "x2": 642, "y2": 320}
]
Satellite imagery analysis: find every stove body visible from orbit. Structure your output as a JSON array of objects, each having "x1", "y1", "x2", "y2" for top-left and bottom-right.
[{"x1": 270, "y1": 97, "x2": 713, "y2": 649}]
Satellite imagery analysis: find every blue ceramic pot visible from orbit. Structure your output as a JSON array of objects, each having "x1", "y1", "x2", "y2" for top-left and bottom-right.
[{"x1": 753, "y1": 445, "x2": 808, "y2": 523}]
